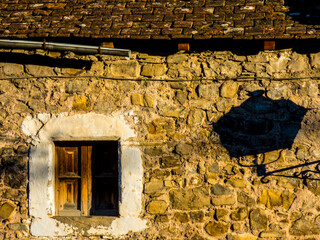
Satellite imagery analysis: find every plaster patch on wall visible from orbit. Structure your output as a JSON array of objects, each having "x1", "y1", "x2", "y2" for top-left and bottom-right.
[
  {"x1": 23, "y1": 112, "x2": 147, "y2": 237},
  {"x1": 87, "y1": 216, "x2": 148, "y2": 236}
]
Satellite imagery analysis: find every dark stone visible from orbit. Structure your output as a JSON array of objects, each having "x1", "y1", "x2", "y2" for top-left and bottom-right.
[
  {"x1": 175, "y1": 143, "x2": 193, "y2": 155},
  {"x1": 189, "y1": 211, "x2": 204, "y2": 222},
  {"x1": 149, "y1": 169, "x2": 170, "y2": 180},
  {"x1": 237, "y1": 192, "x2": 256, "y2": 206},
  {"x1": 208, "y1": 162, "x2": 219, "y2": 173},
  {"x1": 211, "y1": 184, "x2": 231, "y2": 195},
  {"x1": 144, "y1": 147, "x2": 164, "y2": 156},
  {"x1": 230, "y1": 207, "x2": 248, "y2": 221},
  {"x1": 16, "y1": 145, "x2": 29, "y2": 154},
  {"x1": 170, "y1": 187, "x2": 210, "y2": 210},
  {"x1": 161, "y1": 155, "x2": 180, "y2": 168},
  {"x1": 8, "y1": 223, "x2": 28, "y2": 231},
  {"x1": 155, "y1": 215, "x2": 169, "y2": 222},
  {"x1": 204, "y1": 221, "x2": 229, "y2": 237},
  {"x1": 306, "y1": 179, "x2": 320, "y2": 196},
  {"x1": 250, "y1": 208, "x2": 268, "y2": 230},
  {"x1": 289, "y1": 217, "x2": 320, "y2": 236},
  {"x1": 174, "y1": 212, "x2": 189, "y2": 223},
  {"x1": 176, "y1": 91, "x2": 187, "y2": 104}
]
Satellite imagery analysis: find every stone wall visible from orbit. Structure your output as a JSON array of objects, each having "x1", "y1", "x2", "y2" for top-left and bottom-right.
[{"x1": 1, "y1": 48, "x2": 320, "y2": 239}]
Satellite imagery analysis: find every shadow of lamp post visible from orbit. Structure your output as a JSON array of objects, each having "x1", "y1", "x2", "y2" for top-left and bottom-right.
[{"x1": 213, "y1": 90, "x2": 309, "y2": 181}]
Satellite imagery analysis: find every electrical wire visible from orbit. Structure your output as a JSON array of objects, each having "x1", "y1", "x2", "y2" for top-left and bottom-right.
[{"x1": 1, "y1": 75, "x2": 320, "y2": 82}]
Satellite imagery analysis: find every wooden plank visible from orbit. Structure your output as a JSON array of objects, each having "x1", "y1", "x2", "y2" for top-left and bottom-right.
[
  {"x1": 88, "y1": 145, "x2": 92, "y2": 215},
  {"x1": 81, "y1": 145, "x2": 92, "y2": 216},
  {"x1": 55, "y1": 146, "x2": 60, "y2": 215},
  {"x1": 101, "y1": 42, "x2": 114, "y2": 48},
  {"x1": 56, "y1": 145, "x2": 81, "y2": 216},
  {"x1": 178, "y1": 43, "x2": 190, "y2": 51},
  {"x1": 264, "y1": 40, "x2": 275, "y2": 50}
]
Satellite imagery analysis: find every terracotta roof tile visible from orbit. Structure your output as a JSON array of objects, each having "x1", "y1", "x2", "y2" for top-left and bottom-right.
[{"x1": 0, "y1": 0, "x2": 320, "y2": 40}]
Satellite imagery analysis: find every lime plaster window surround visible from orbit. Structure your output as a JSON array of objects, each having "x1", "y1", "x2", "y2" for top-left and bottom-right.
[{"x1": 22, "y1": 113, "x2": 147, "y2": 237}]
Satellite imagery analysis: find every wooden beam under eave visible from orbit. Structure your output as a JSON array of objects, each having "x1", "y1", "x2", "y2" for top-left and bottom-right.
[
  {"x1": 178, "y1": 43, "x2": 190, "y2": 51},
  {"x1": 264, "y1": 41, "x2": 275, "y2": 51},
  {"x1": 101, "y1": 42, "x2": 114, "y2": 48}
]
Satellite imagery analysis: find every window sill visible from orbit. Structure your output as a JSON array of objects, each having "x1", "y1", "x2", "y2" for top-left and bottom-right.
[{"x1": 52, "y1": 216, "x2": 117, "y2": 230}]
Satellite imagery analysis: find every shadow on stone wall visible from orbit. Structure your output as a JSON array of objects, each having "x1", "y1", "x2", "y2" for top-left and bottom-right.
[
  {"x1": 285, "y1": 0, "x2": 320, "y2": 26},
  {"x1": 0, "y1": 52, "x2": 92, "y2": 69},
  {"x1": 213, "y1": 90, "x2": 308, "y2": 158},
  {"x1": 212, "y1": 90, "x2": 320, "y2": 182}
]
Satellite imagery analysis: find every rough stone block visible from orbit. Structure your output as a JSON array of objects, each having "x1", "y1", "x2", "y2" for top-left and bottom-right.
[
  {"x1": 259, "y1": 189, "x2": 295, "y2": 210},
  {"x1": 8, "y1": 223, "x2": 28, "y2": 231},
  {"x1": 287, "y1": 53, "x2": 310, "y2": 73},
  {"x1": 3, "y1": 63, "x2": 24, "y2": 76},
  {"x1": 289, "y1": 217, "x2": 320, "y2": 236},
  {"x1": 220, "y1": 81, "x2": 239, "y2": 98},
  {"x1": 204, "y1": 221, "x2": 229, "y2": 237},
  {"x1": 198, "y1": 84, "x2": 220, "y2": 99},
  {"x1": 149, "y1": 118, "x2": 175, "y2": 134},
  {"x1": 14, "y1": 101, "x2": 30, "y2": 113},
  {"x1": 170, "y1": 82, "x2": 188, "y2": 89},
  {"x1": 211, "y1": 195, "x2": 236, "y2": 205},
  {"x1": 228, "y1": 178, "x2": 247, "y2": 188},
  {"x1": 159, "y1": 105, "x2": 184, "y2": 118},
  {"x1": 131, "y1": 93, "x2": 144, "y2": 106},
  {"x1": 160, "y1": 156, "x2": 180, "y2": 168},
  {"x1": 72, "y1": 95, "x2": 91, "y2": 111},
  {"x1": 144, "y1": 181, "x2": 164, "y2": 194},
  {"x1": 227, "y1": 234, "x2": 258, "y2": 240},
  {"x1": 266, "y1": 82, "x2": 288, "y2": 100},
  {"x1": 310, "y1": 52, "x2": 320, "y2": 68},
  {"x1": 0, "y1": 202, "x2": 16, "y2": 219},
  {"x1": 189, "y1": 99, "x2": 215, "y2": 110},
  {"x1": 215, "y1": 208, "x2": 230, "y2": 221},
  {"x1": 211, "y1": 183, "x2": 231, "y2": 195},
  {"x1": 143, "y1": 94, "x2": 154, "y2": 108},
  {"x1": 146, "y1": 133, "x2": 166, "y2": 140},
  {"x1": 174, "y1": 212, "x2": 189, "y2": 223},
  {"x1": 249, "y1": 208, "x2": 267, "y2": 230},
  {"x1": 25, "y1": 65, "x2": 56, "y2": 76},
  {"x1": 187, "y1": 109, "x2": 206, "y2": 125},
  {"x1": 93, "y1": 102, "x2": 116, "y2": 112},
  {"x1": 208, "y1": 162, "x2": 219, "y2": 173},
  {"x1": 131, "y1": 93, "x2": 154, "y2": 107},
  {"x1": 266, "y1": 52, "x2": 290, "y2": 75},
  {"x1": 144, "y1": 148, "x2": 164, "y2": 156},
  {"x1": 141, "y1": 64, "x2": 167, "y2": 77},
  {"x1": 170, "y1": 187, "x2": 210, "y2": 210},
  {"x1": 65, "y1": 80, "x2": 88, "y2": 94},
  {"x1": 175, "y1": 142, "x2": 192, "y2": 155},
  {"x1": 259, "y1": 231, "x2": 284, "y2": 238},
  {"x1": 230, "y1": 207, "x2": 248, "y2": 221},
  {"x1": 189, "y1": 211, "x2": 204, "y2": 222},
  {"x1": 109, "y1": 60, "x2": 140, "y2": 78},
  {"x1": 175, "y1": 91, "x2": 187, "y2": 104},
  {"x1": 220, "y1": 61, "x2": 242, "y2": 79},
  {"x1": 89, "y1": 61, "x2": 104, "y2": 76},
  {"x1": 155, "y1": 215, "x2": 169, "y2": 222},
  {"x1": 146, "y1": 200, "x2": 167, "y2": 214},
  {"x1": 167, "y1": 54, "x2": 188, "y2": 64}
]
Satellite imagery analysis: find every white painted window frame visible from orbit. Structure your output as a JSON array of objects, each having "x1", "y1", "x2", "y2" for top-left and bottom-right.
[{"x1": 22, "y1": 113, "x2": 147, "y2": 237}]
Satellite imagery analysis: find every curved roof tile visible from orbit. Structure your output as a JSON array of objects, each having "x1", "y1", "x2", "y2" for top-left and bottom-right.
[{"x1": 0, "y1": 0, "x2": 319, "y2": 40}]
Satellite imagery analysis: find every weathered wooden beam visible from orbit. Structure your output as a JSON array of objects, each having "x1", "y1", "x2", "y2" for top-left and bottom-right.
[
  {"x1": 101, "y1": 42, "x2": 114, "y2": 48},
  {"x1": 264, "y1": 41, "x2": 275, "y2": 51},
  {"x1": 178, "y1": 43, "x2": 190, "y2": 51}
]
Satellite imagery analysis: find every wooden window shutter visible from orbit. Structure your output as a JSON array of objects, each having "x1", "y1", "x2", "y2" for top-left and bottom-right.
[
  {"x1": 55, "y1": 145, "x2": 82, "y2": 216},
  {"x1": 55, "y1": 141, "x2": 118, "y2": 217}
]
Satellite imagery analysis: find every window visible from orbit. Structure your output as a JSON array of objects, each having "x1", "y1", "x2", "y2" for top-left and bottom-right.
[{"x1": 54, "y1": 141, "x2": 119, "y2": 217}]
